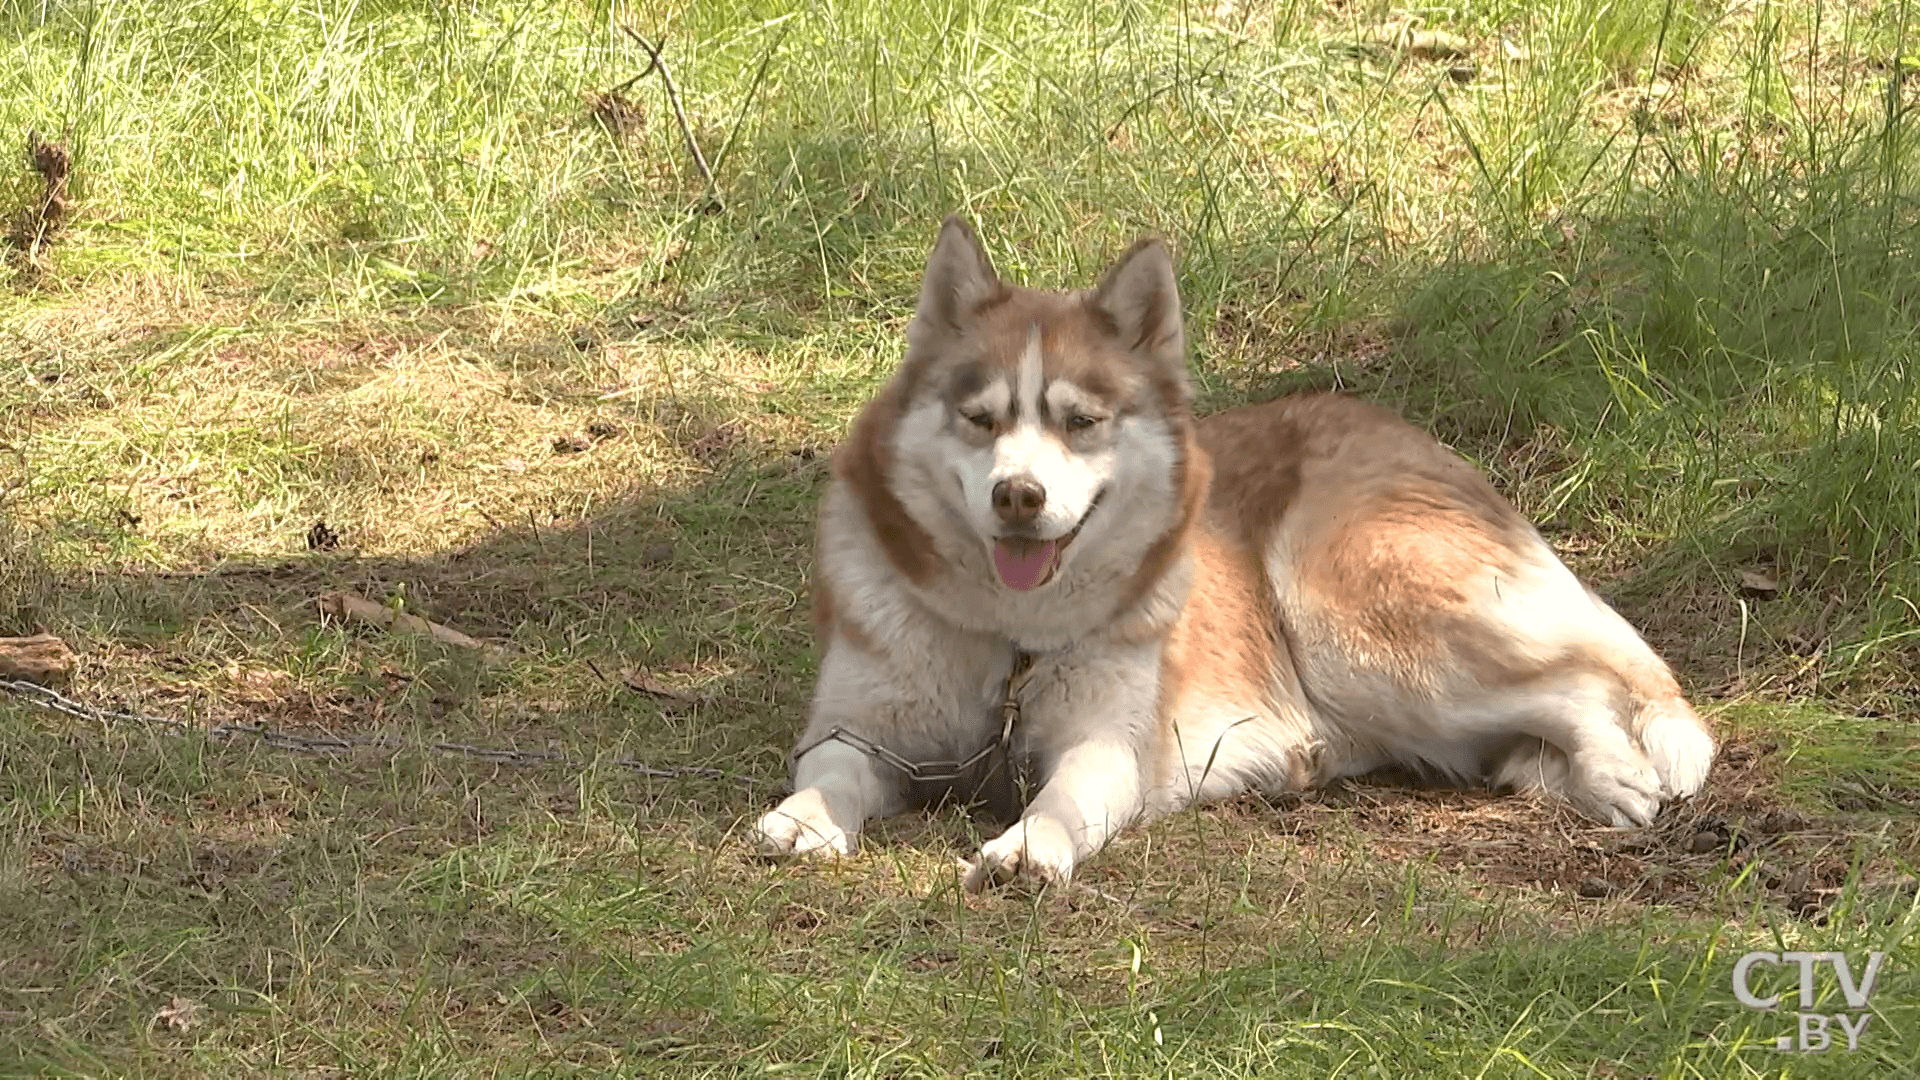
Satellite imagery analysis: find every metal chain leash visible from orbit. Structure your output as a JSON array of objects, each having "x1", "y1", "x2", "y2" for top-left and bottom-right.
[
  {"x1": 792, "y1": 649, "x2": 1038, "y2": 797},
  {"x1": 799, "y1": 725, "x2": 1004, "y2": 783},
  {"x1": 0, "y1": 678, "x2": 761, "y2": 788}
]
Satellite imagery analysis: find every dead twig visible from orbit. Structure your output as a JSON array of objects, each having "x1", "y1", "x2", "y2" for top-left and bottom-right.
[
  {"x1": 619, "y1": 667, "x2": 752, "y2": 710},
  {"x1": 620, "y1": 26, "x2": 722, "y2": 213},
  {"x1": 314, "y1": 592, "x2": 509, "y2": 656}
]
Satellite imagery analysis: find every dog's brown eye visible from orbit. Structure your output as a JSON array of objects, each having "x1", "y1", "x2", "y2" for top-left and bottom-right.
[
  {"x1": 963, "y1": 411, "x2": 995, "y2": 430},
  {"x1": 1067, "y1": 414, "x2": 1103, "y2": 432}
]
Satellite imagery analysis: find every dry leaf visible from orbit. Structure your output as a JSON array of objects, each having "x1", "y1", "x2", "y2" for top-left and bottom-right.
[
  {"x1": 621, "y1": 668, "x2": 703, "y2": 706},
  {"x1": 154, "y1": 996, "x2": 200, "y2": 1033},
  {"x1": 226, "y1": 662, "x2": 293, "y2": 703},
  {"x1": 1738, "y1": 569, "x2": 1781, "y2": 598}
]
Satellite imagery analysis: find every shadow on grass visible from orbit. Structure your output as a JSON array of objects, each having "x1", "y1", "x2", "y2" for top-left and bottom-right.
[
  {"x1": 1227, "y1": 161, "x2": 1920, "y2": 714},
  {"x1": 10, "y1": 445, "x2": 826, "y2": 801}
]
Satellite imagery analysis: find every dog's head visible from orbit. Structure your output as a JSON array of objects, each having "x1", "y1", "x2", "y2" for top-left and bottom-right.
[{"x1": 883, "y1": 217, "x2": 1195, "y2": 594}]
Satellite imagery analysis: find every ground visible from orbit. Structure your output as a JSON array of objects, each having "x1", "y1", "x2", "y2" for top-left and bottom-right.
[{"x1": 1, "y1": 0, "x2": 1917, "y2": 1076}]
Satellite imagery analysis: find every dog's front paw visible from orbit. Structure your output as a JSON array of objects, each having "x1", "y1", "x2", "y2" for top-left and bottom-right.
[
  {"x1": 1569, "y1": 750, "x2": 1663, "y2": 828},
  {"x1": 963, "y1": 816, "x2": 1077, "y2": 893},
  {"x1": 752, "y1": 789, "x2": 857, "y2": 857}
]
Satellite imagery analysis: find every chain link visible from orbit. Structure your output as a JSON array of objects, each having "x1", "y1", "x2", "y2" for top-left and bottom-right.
[
  {"x1": 801, "y1": 725, "x2": 1005, "y2": 783},
  {"x1": 0, "y1": 678, "x2": 759, "y2": 787},
  {"x1": 792, "y1": 650, "x2": 1037, "y2": 793}
]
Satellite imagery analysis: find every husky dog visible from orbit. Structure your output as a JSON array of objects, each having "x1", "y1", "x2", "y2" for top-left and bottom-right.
[{"x1": 753, "y1": 217, "x2": 1715, "y2": 891}]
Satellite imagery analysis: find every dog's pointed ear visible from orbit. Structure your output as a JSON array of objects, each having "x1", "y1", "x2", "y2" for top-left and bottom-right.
[
  {"x1": 912, "y1": 216, "x2": 1001, "y2": 336},
  {"x1": 1090, "y1": 237, "x2": 1183, "y2": 371}
]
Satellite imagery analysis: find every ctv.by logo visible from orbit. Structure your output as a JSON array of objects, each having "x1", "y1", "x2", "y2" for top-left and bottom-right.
[{"x1": 1733, "y1": 951, "x2": 1888, "y2": 1052}]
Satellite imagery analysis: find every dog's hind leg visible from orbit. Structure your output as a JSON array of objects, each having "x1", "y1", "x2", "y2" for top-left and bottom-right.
[
  {"x1": 1463, "y1": 670, "x2": 1678, "y2": 826},
  {"x1": 1470, "y1": 575, "x2": 1714, "y2": 821}
]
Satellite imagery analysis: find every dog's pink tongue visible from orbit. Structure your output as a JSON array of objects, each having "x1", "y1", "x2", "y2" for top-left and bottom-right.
[{"x1": 992, "y1": 539, "x2": 1057, "y2": 591}]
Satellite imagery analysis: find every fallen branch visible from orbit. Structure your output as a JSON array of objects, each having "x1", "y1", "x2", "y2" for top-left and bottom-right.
[
  {"x1": 620, "y1": 26, "x2": 722, "y2": 213},
  {"x1": 0, "y1": 633, "x2": 76, "y2": 686},
  {"x1": 315, "y1": 592, "x2": 507, "y2": 655}
]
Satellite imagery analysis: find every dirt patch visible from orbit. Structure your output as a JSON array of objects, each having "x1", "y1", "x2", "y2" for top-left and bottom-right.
[
  {"x1": 4, "y1": 132, "x2": 72, "y2": 268},
  {"x1": 1267, "y1": 736, "x2": 1907, "y2": 917},
  {"x1": 552, "y1": 421, "x2": 623, "y2": 455},
  {"x1": 682, "y1": 419, "x2": 748, "y2": 465}
]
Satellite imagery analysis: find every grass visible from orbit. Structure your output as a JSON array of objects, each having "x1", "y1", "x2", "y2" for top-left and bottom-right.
[{"x1": 1, "y1": 0, "x2": 1918, "y2": 1074}]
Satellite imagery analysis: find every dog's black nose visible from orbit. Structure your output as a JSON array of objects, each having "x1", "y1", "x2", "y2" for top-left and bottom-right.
[{"x1": 991, "y1": 477, "x2": 1046, "y2": 526}]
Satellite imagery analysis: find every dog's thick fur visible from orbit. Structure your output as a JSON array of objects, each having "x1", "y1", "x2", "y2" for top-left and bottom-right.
[{"x1": 753, "y1": 218, "x2": 1716, "y2": 890}]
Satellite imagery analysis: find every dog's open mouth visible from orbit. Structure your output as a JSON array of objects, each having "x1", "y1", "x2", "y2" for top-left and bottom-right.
[{"x1": 990, "y1": 493, "x2": 1103, "y2": 591}]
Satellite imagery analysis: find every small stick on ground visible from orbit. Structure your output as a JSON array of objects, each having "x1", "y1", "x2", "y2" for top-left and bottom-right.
[
  {"x1": 0, "y1": 634, "x2": 77, "y2": 687},
  {"x1": 315, "y1": 592, "x2": 508, "y2": 656},
  {"x1": 620, "y1": 26, "x2": 722, "y2": 213}
]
